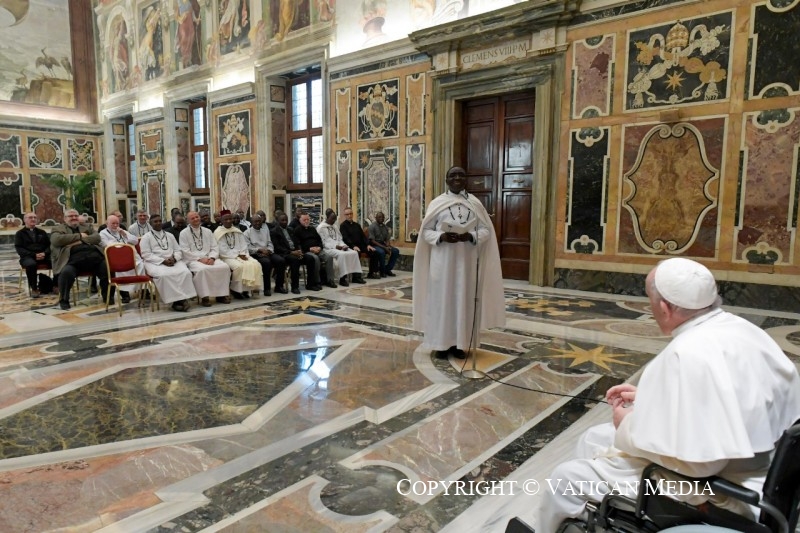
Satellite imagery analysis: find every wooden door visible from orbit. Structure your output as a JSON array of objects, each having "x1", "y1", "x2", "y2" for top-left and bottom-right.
[{"x1": 461, "y1": 92, "x2": 534, "y2": 280}]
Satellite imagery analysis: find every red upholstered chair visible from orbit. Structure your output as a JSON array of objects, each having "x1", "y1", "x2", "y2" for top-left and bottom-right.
[{"x1": 104, "y1": 243, "x2": 158, "y2": 316}]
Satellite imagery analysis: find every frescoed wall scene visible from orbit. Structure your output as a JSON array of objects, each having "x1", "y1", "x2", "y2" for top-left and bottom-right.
[{"x1": 0, "y1": 0, "x2": 74, "y2": 108}]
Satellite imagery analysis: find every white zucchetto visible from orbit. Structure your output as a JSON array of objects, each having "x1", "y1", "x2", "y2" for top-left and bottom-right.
[{"x1": 654, "y1": 257, "x2": 718, "y2": 309}]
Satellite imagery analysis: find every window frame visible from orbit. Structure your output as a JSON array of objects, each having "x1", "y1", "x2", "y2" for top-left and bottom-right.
[
  {"x1": 286, "y1": 72, "x2": 324, "y2": 192},
  {"x1": 189, "y1": 100, "x2": 209, "y2": 194}
]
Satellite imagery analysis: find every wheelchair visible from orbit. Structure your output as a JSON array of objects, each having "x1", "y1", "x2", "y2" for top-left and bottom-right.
[{"x1": 507, "y1": 419, "x2": 800, "y2": 533}]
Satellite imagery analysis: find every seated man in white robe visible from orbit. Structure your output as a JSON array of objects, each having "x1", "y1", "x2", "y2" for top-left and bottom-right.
[
  {"x1": 316, "y1": 208, "x2": 365, "y2": 287},
  {"x1": 537, "y1": 258, "x2": 800, "y2": 532},
  {"x1": 180, "y1": 211, "x2": 233, "y2": 306},
  {"x1": 99, "y1": 214, "x2": 143, "y2": 304},
  {"x1": 139, "y1": 214, "x2": 196, "y2": 312},
  {"x1": 214, "y1": 210, "x2": 263, "y2": 299}
]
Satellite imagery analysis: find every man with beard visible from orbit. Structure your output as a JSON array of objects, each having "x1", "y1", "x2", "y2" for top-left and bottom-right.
[
  {"x1": 50, "y1": 209, "x2": 112, "y2": 310},
  {"x1": 244, "y1": 214, "x2": 285, "y2": 296},
  {"x1": 214, "y1": 210, "x2": 263, "y2": 299}
]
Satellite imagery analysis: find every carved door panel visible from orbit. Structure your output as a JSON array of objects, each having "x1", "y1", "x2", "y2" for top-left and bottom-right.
[{"x1": 461, "y1": 92, "x2": 534, "y2": 280}]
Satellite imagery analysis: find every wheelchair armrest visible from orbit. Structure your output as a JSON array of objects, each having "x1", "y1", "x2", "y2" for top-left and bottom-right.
[{"x1": 707, "y1": 477, "x2": 760, "y2": 506}]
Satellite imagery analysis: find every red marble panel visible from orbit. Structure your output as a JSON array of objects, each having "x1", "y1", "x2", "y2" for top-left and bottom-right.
[{"x1": 572, "y1": 35, "x2": 614, "y2": 119}]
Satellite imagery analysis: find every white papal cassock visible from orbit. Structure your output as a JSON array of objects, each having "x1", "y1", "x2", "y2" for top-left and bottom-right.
[
  {"x1": 100, "y1": 228, "x2": 144, "y2": 293},
  {"x1": 214, "y1": 226, "x2": 263, "y2": 293},
  {"x1": 139, "y1": 230, "x2": 196, "y2": 304},
  {"x1": 316, "y1": 222, "x2": 363, "y2": 278},
  {"x1": 179, "y1": 225, "x2": 232, "y2": 298}
]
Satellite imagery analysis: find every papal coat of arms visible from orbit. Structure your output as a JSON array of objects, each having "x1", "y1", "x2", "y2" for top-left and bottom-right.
[{"x1": 357, "y1": 80, "x2": 399, "y2": 140}]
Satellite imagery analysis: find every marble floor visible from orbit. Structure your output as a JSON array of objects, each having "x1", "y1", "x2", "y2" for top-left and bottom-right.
[{"x1": 2, "y1": 248, "x2": 800, "y2": 533}]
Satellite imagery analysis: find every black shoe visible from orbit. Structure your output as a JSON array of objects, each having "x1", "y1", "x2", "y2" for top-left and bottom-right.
[
  {"x1": 30, "y1": 289, "x2": 41, "y2": 299},
  {"x1": 307, "y1": 284, "x2": 323, "y2": 291},
  {"x1": 90, "y1": 286, "x2": 98, "y2": 294},
  {"x1": 326, "y1": 281, "x2": 337, "y2": 288},
  {"x1": 217, "y1": 296, "x2": 232, "y2": 304},
  {"x1": 291, "y1": 287, "x2": 301, "y2": 294},
  {"x1": 435, "y1": 350, "x2": 450, "y2": 359},
  {"x1": 171, "y1": 301, "x2": 189, "y2": 312},
  {"x1": 275, "y1": 286, "x2": 288, "y2": 294},
  {"x1": 59, "y1": 300, "x2": 71, "y2": 310},
  {"x1": 386, "y1": 271, "x2": 396, "y2": 277},
  {"x1": 231, "y1": 291, "x2": 245, "y2": 300},
  {"x1": 242, "y1": 291, "x2": 251, "y2": 299},
  {"x1": 120, "y1": 291, "x2": 131, "y2": 304},
  {"x1": 264, "y1": 288, "x2": 272, "y2": 296},
  {"x1": 339, "y1": 277, "x2": 350, "y2": 287},
  {"x1": 381, "y1": 272, "x2": 387, "y2": 278},
  {"x1": 353, "y1": 275, "x2": 367, "y2": 284},
  {"x1": 367, "y1": 273, "x2": 380, "y2": 279},
  {"x1": 449, "y1": 346, "x2": 466, "y2": 359}
]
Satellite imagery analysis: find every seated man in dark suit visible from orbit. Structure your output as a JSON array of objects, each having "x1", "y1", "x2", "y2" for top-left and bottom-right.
[
  {"x1": 50, "y1": 208, "x2": 111, "y2": 310},
  {"x1": 368, "y1": 211, "x2": 400, "y2": 277},
  {"x1": 340, "y1": 207, "x2": 379, "y2": 280},
  {"x1": 166, "y1": 213, "x2": 187, "y2": 240},
  {"x1": 293, "y1": 213, "x2": 332, "y2": 288},
  {"x1": 270, "y1": 213, "x2": 320, "y2": 294},
  {"x1": 15, "y1": 212, "x2": 52, "y2": 298}
]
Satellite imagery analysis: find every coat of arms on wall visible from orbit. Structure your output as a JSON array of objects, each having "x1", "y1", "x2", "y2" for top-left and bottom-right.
[
  {"x1": 217, "y1": 111, "x2": 251, "y2": 156},
  {"x1": 357, "y1": 79, "x2": 399, "y2": 140},
  {"x1": 625, "y1": 13, "x2": 732, "y2": 111}
]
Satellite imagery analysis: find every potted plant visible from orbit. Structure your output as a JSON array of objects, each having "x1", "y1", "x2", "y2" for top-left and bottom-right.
[{"x1": 40, "y1": 171, "x2": 102, "y2": 213}]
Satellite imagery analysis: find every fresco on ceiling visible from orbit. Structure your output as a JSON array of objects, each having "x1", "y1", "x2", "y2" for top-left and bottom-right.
[{"x1": 0, "y1": 0, "x2": 75, "y2": 108}]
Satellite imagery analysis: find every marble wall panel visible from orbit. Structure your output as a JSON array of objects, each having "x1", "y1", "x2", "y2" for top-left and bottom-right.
[
  {"x1": 618, "y1": 118, "x2": 725, "y2": 257},
  {"x1": 0, "y1": 172, "x2": 22, "y2": 222},
  {"x1": 217, "y1": 110, "x2": 252, "y2": 157},
  {"x1": 566, "y1": 127, "x2": 609, "y2": 254},
  {"x1": 290, "y1": 194, "x2": 323, "y2": 225},
  {"x1": 335, "y1": 88, "x2": 351, "y2": 143},
  {"x1": 143, "y1": 169, "x2": 166, "y2": 216},
  {"x1": 68, "y1": 139, "x2": 94, "y2": 171},
  {"x1": 358, "y1": 147, "x2": 399, "y2": 233},
  {"x1": 271, "y1": 106, "x2": 287, "y2": 190},
  {"x1": 175, "y1": 126, "x2": 192, "y2": 193},
  {"x1": 336, "y1": 150, "x2": 351, "y2": 215},
  {"x1": 0, "y1": 134, "x2": 21, "y2": 168},
  {"x1": 748, "y1": 0, "x2": 800, "y2": 99},
  {"x1": 625, "y1": 12, "x2": 732, "y2": 111},
  {"x1": 357, "y1": 79, "x2": 399, "y2": 140},
  {"x1": 113, "y1": 138, "x2": 128, "y2": 194},
  {"x1": 406, "y1": 72, "x2": 426, "y2": 136},
  {"x1": 139, "y1": 126, "x2": 165, "y2": 168},
  {"x1": 28, "y1": 137, "x2": 64, "y2": 170},
  {"x1": 30, "y1": 173, "x2": 65, "y2": 223},
  {"x1": 220, "y1": 161, "x2": 252, "y2": 216},
  {"x1": 572, "y1": 35, "x2": 615, "y2": 119},
  {"x1": 405, "y1": 144, "x2": 424, "y2": 241},
  {"x1": 735, "y1": 108, "x2": 800, "y2": 264}
]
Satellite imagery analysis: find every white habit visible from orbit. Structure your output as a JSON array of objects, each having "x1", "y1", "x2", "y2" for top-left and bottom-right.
[
  {"x1": 214, "y1": 226, "x2": 263, "y2": 292},
  {"x1": 316, "y1": 222, "x2": 363, "y2": 278},
  {"x1": 129, "y1": 221, "x2": 152, "y2": 239},
  {"x1": 412, "y1": 190, "x2": 505, "y2": 351},
  {"x1": 179, "y1": 225, "x2": 232, "y2": 298},
  {"x1": 139, "y1": 230, "x2": 196, "y2": 304},
  {"x1": 539, "y1": 308, "x2": 800, "y2": 532},
  {"x1": 100, "y1": 227, "x2": 144, "y2": 293}
]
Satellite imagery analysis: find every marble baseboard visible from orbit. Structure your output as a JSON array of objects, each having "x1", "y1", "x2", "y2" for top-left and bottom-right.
[{"x1": 554, "y1": 268, "x2": 800, "y2": 313}]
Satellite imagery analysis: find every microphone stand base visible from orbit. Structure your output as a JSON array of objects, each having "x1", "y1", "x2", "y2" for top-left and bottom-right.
[{"x1": 461, "y1": 369, "x2": 486, "y2": 379}]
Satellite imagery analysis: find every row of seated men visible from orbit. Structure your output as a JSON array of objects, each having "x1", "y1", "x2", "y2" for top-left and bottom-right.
[{"x1": 15, "y1": 206, "x2": 400, "y2": 313}]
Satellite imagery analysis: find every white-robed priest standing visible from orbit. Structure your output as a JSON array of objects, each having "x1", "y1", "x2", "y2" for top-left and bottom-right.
[
  {"x1": 536, "y1": 257, "x2": 800, "y2": 532},
  {"x1": 412, "y1": 165, "x2": 505, "y2": 359}
]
